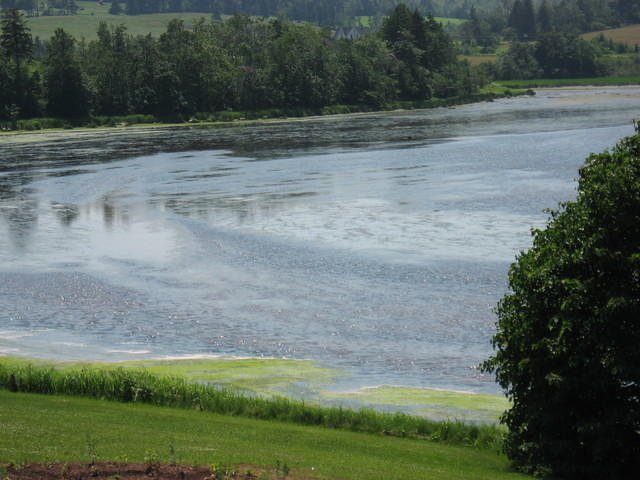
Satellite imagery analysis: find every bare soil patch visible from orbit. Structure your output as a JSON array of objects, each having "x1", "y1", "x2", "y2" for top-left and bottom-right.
[{"x1": 0, "y1": 462, "x2": 302, "y2": 480}]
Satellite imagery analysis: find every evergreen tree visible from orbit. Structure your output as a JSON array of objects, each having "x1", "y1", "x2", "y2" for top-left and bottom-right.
[
  {"x1": 0, "y1": 9, "x2": 33, "y2": 118},
  {"x1": 507, "y1": 0, "x2": 524, "y2": 36},
  {"x1": 508, "y1": 0, "x2": 536, "y2": 40},
  {"x1": 44, "y1": 28, "x2": 88, "y2": 117},
  {"x1": 108, "y1": 1, "x2": 122, "y2": 15},
  {"x1": 535, "y1": 32, "x2": 597, "y2": 78},
  {"x1": 521, "y1": 0, "x2": 536, "y2": 39},
  {"x1": 0, "y1": 53, "x2": 13, "y2": 121},
  {"x1": 537, "y1": 0, "x2": 553, "y2": 33}
]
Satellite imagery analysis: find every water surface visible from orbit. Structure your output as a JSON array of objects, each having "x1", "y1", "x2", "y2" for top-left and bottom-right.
[{"x1": 1, "y1": 87, "x2": 639, "y2": 393}]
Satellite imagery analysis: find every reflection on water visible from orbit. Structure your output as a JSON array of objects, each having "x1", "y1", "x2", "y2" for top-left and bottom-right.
[{"x1": 1, "y1": 88, "x2": 639, "y2": 393}]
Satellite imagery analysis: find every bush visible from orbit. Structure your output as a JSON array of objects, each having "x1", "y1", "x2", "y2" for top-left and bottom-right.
[{"x1": 483, "y1": 124, "x2": 640, "y2": 478}]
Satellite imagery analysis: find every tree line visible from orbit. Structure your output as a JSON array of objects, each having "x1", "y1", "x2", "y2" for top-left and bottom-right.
[
  {"x1": 111, "y1": 0, "x2": 482, "y2": 25},
  {"x1": 459, "y1": 0, "x2": 640, "y2": 51},
  {"x1": 0, "y1": 4, "x2": 481, "y2": 124}
]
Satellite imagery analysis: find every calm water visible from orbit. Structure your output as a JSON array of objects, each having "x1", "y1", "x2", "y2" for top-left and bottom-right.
[{"x1": 1, "y1": 87, "x2": 639, "y2": 393}]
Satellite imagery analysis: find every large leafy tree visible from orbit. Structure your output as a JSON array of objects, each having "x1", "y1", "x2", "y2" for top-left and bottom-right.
[
  {"x1": 483, "y1": 126, "x2": 640, "y2": 479},
  {"x1": 498, "y1": 42, "x2": 540, "y2": 80},
  {"x1": 535, "y1": 32, "x2": 598, "y2": 78},
  {"x1": 381, "y1": 4, "x2": 455, "y2": 100},
  {"x1": 336, "y1": 34, "x2": 397, "y2": 107},
  {"x1": 84, "y1": 22, "x2": 133, "y2": 115}
]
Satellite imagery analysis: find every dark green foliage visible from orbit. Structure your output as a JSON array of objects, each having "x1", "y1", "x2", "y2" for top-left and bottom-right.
[
  {"x1": 498, "y1": 42, "x2": 540, "y2": 80},
  {"x1": 335, "y1": 35, "x2": 397, "y2": 107},
  {"x1": 0, "y1": 7, "x2": 483, "y2": 127},
  {"x1": 380, "y1": 4, "x2": 455, "y2": 100},
  {"x1": 1, "y1": 8, "x2": 35, "y2": 119},
  {"x1": 497, "y1": 32, "x2": 601, "y2": 81},
  {"x1": 483, "y1": 126, "x2": 640, "y2": 478},
  {"x1": 109, "y1": 1, "x2": 123, "y2": 15},
  {"x1": 507, "y1": 0, "x2": 536, "y2": 40},
  {"x1": 613, "y1": 0, "x2": 640, "y2": 24},
  {"x1": 536, "y1": 0, "x2": 552, "y2": 34},
  {"x1": 535, "y1": 32, "x2": 598, "y2": 78},
  {"x1": 460, "y1": 6, "x2": 498, "y2": 49},
  {"x1": 44, "y1": 28, "x2": 88, "y2": 117},
  {"x1": 0, "y1": 362, "x2": 504, "y2": 450},
  {"x1": 0, "y1": 54, "x2": 13, "y2": 121}
]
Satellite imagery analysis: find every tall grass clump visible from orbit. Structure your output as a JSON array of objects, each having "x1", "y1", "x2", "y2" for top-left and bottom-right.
[{"x1": 0, "y1": 362, "x2": 503, "y2": 449}]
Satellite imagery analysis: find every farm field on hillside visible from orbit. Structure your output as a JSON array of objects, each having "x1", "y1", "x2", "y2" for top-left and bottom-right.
[
  {"x1": 461, "y1": 54, "x2": 498, "y2": 65},
  {"x1": 582, "y1": 23, "x2": 640, "y2": 45},
  {"x1": 27, "y1": 1, "x2": 210, "y2": 39}
]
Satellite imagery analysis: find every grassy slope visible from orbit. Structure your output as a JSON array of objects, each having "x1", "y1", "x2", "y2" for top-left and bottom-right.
[
  {"x1": 0, "y1": 391, "x2": 528, "y2": 480},
  {"x1": 582, "y1": 23, "x2": 640, "y2": 45},
  {"x1": 28, "y1": 2, "x2": 210, "y2": 39}
]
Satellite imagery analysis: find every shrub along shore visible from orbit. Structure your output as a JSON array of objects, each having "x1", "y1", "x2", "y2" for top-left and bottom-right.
[
  {"x1": 0, "y1": 361, "x2": 504, "y2": 450},
  {"x1": 496, "y1": 75, "x2": 640, "y2": 88},
  {"x1": 0, "y1": 90, "x2": 527, "y2": 133}
]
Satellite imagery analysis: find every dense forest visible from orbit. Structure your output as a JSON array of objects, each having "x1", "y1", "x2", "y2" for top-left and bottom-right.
[
  {"x1": 0, "y1": 5, "x2": 487, "y2": 125},
  {"x1": 461, "y1": 0, "x2": 640, "y2": 48}
]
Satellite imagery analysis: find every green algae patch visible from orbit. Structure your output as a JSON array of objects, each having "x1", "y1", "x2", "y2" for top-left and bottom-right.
[
  {"x1": 325, "y1": 385, "x2": 509, "y2": 422},
  {"x1": 102, "y1": 357, "x2": 339, "y2": 396},
  {"x1": 0, "y1": 356, "x2": 339, "y2": 398}
]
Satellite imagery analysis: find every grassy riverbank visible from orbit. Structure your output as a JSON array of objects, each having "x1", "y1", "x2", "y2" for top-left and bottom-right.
[
  {"x1": 0, "y1": 360, "x2": 504, "y2": 448},
  {"x1": 0, "y1": 356, "x2": 508, "y2": 422},
  {"x1": 0, "y1": 356, "x2": 338, "y2": 398},
  {"x1": 496, "y1": 76, "x2": 640, "y2": 88},
  {"x1": 0, "y1": 390, "x2": 528, "y2": 480},
  {"x1": 0, "y1": 360, "x2": 526, "y2": 477}
]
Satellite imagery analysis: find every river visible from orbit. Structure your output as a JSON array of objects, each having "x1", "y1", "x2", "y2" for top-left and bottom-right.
[{"x1": 1, "y1": 87, "x2": 639, "y2": 394}]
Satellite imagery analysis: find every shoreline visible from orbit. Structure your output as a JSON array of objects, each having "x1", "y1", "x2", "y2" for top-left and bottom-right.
[
  {"x1": 0, "y1": 89, "x2": 529, "y2": 142},
  {"x1": 0, "y1": 354, "x2": 504, "y2": 399},
  {"x1": 5, "y1": 83, "x2": 639, "y2": 143}
]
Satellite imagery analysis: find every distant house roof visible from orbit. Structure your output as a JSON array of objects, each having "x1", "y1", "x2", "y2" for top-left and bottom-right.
[{"x1": 333, "y1": 26, "x2": 368, "y2": 41}]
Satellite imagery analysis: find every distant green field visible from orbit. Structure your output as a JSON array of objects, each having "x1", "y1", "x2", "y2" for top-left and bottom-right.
[
  {"x1": 25, "y1": 5, "x2": 469, "y2": 39},
  {"x1": 0, "y1": 391, "x2": 529, "y2": 480},
  {"x1": 353, "y1": 15, "x2": 465, "y2": 28},
  {"x1": 27, "y1": 2, "x2": 210, "y2": 39},
  {"x1": 434, "y1": 16, "x2": 466, "y2": 26},
  {"x1": 496, "y1": 76, "x2": 640, "y2": 88},
  {"x1": 461, "y1": 54, "x2": 498, "y2": 66}
]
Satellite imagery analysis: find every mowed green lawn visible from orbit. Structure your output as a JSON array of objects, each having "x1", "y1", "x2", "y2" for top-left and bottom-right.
[
  {"x1": 27, "y1": 2, "x2": 210, "y2": 39},
  {"x1": 0, "y1": 390, "x2": 529, "y2": 480}
]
